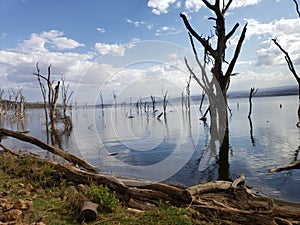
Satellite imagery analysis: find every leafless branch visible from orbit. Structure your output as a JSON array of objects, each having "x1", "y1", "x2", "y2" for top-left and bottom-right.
[
  {"x1": 180, "y1": 13, "x2": 216, "y2": 58},
  {"x1": 222, "y1": 0, "x2": 232, "y2": 15},
  {"x1": 272, "y1": 38, "x2": 300, "y2": 83},
  {"x1": 293, "y1": 0, "x2": 300, "y2": 17},
  {"x1": 224, "y1": 23, "x2": 247, "y2": 82}
]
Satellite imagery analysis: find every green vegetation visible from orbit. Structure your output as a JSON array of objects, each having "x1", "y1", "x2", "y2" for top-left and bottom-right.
[
  {"x1": 88, "y1": 183, "x2": 120, "y2": 213},
  {"x1": 0, "y1": 151, "x2": 212, "y2": 224}
]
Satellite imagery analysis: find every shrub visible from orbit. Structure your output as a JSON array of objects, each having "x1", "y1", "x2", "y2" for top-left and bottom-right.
[{"x1": 88, "y1": 183, "x2": 120, "y2": 213}]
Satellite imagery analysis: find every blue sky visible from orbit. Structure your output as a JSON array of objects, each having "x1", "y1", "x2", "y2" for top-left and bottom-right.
[{"x1": 0, "y1": 0, "x2": 299, "y2": 104}]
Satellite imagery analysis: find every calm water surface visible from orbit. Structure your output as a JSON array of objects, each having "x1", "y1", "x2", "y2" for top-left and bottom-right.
[{"x1": 1, "y1": 95, "x2": 300, "y2": 202}]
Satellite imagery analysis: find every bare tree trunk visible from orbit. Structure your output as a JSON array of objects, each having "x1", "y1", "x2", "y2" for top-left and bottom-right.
[
  {"x1": 150, "y1": 95, "x2": 156, "y2": 112},
  {"x1": 248, "y1": 87, "x2": 258, "y2": 118},
  {"x1": 186, "y1": 74, "x2": 191, "y2": 111},
  {"x1": 199, "y1": 92, "x2": 205, "y2": 111},
  {"x1": 35, "y1": 63, "x2": 49, "y2": 127},
  {"x1": 181, "y1": 91, "x2": 185, "y2": 110},
  {"x1": 248, "y1": 117, "x2": 255, "y2": 146},
  {"x1": 163, "y1": 91, "x2": 168, "y2": 114},
  {"x1": 113, "y1": 91, "x2": 117, "y2": 108},
  {"x1": 61, "y1": 76, "x2": 73, "y2": 119}
]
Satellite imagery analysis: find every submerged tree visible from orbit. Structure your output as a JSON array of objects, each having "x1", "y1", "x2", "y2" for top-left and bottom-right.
[
  {"x1": 61, "y1": 76, "x2": 73, "y2": 119},
  {"x1": 150, "y1": 95, "x2": 156, "y2": 112},
  {"x1": 34, "y1": 63, "x2": 60, "y2": 130},
  {"x1": 181, "y1": 0, "x2": 247, "y2": 131},
  {"x1": 248, "y1": 87, "x2": 258, "y2": 118},
  {"x1": 181, "y1": 0, "x2": 247, "y2": 180}
]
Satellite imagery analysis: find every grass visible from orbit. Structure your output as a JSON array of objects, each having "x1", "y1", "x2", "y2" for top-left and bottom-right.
[{"x1": 0, "y1": 150, "x2": 212, "y2": 225}]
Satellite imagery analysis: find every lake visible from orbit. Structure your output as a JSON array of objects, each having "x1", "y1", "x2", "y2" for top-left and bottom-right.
[{"x1": 1, "y1": 95, "x2": 300, "y2": 203}]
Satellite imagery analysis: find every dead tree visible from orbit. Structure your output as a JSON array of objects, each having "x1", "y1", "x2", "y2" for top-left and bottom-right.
[
  {"x1": 272, "y1": 39, "x2": 300, "y2": 118},
  {"x1": 113, "y1": 91, "x2": 117, "y2": 108},
  {"x1": 61, "y1": 76, "x2": 73, "y2": 119},
  {"x1": 163, "y1": 91, "x2": 168, "y2": 114},
  {"x1": 181, "y1": 91, "x2": 185, "y2": 110},
  {"x1": 180, "y1": 0, "x2": 247, "y2": 132},
  {"x1": 33, "y1": 64, "x2": 60, "y2": 129},
  {"x1": 181, "y1": 1, "x2": 247, "y2": 181},
  {"x1": 248, "y1": 87, "x2": 258, "y2": 118},
  {"x1": 150, "y1": 95, "x2": 156, "y2": 112},
  {"x1": 0, "y1": 89, "x2": 4, "y2": 114},
  {"x1": 35, "y1": 63, "x2": 49, "y2": 127},
  {"x1": 199, "y1": 92, "x2": 205, "y2": 111},
  {"x1": 186, "y1": 73, "x2": 191, "y2": 111}
]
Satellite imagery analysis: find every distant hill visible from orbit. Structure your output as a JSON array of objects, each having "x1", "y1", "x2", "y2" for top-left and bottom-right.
[
  {"x1": 227, "y1": 85, "x2": 298, "y2": 99},
  {"x1": 187, "y1": 85, "x2": 298, "y2": 102}
]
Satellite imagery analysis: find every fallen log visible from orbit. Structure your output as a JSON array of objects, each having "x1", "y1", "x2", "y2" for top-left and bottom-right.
[
  {"x1": 269, "y1": 159, "x2": 300, "y2": 173},
  {"x1": 1, "y1": 136, "x2": 300, "y2": 224},
  {"x1": 0, "y1": 128, "x2": 97, "y2": 172},
  {"x1": 65, "y1": 186, "x2": 98, "y2": 222}
]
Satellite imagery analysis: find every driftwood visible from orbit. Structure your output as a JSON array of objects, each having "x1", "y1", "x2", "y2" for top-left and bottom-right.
[
  {"x1": 1, "y1": 129, "x2": 300, "y2": 224},
  {"x1": 0, "y1": 128, "x2": 96, "y2": 172},
  {"x1": 269, "y1": 159, "x2": 300, "y2": 173},
  {"x1": 65, "y1": 186, "x2": 98, "y2": 222}
]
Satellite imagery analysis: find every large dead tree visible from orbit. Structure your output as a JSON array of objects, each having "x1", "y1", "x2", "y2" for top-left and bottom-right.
[
  {"x1": 181, "y1": 0, "x2": 247, "y2": 180},
  {"x1": 181, "y1": 0, "x2": 247, "y2": 132}
]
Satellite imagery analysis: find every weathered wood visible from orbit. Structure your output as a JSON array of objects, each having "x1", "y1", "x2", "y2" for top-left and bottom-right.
[
  {"x1": 65, "y1": 186, "x2": 98, "y2": 222},
  {"x1": 128, "y1": 198, "x2": 157, "y2": 211},
  {"x1": 54, "y1": 163, "x2": 129, "y2": 202},
  {"x1": 80, "y1": 201, "x2": 98, "y2": 222},
  {"x1": 269, "y1": 159, "x2": 300, "y2": 173},
  {"x1": 187, "y1": 180, "x2": 232, "y2": 195},
  {"x1": 1, "y1": 137, "x2": 300, "y2": 224},
  {"x1": 0, "y1": 128, "x2": 97, "y2": 172}
]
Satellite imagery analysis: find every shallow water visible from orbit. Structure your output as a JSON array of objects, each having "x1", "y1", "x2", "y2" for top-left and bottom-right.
[{"x1": 1, "y1": 95, "x2": 300, "y2": 202}]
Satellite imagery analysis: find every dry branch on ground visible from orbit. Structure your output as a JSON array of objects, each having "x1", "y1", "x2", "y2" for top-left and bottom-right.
[{"x1": 1, "y1": 128, "x2": 300, "y2": 224}]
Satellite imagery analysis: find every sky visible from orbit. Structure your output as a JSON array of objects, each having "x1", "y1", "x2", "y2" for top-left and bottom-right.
[{"x1": 0, "y1": 0, "x2": 299, "y2": 104}]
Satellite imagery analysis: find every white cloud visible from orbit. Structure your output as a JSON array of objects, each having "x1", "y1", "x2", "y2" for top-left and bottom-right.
[
  {"x1": 147, "y1": 24, "x2": 154, "y2": 30},
  {"x1": 16, "y1": 33, "x2": 48, "y2": 53},
  {"x1": 230, "y1": 70, "x2": 295, "y2": 91},
  {"x1": 185, "y1": 0, "x2": 205, "y2": 12},
  {"x1": 41, "y1": 30, "x2": 84, "y2": 50},
  {"x1": 230, "y1": 0, "x2": 261, "y2": 9},
  {"x1": 0, "y1": 31, "x2": 92, "y2": 101},
  {"x1": 126, "y1": 19, "x2": 145, "y2": 27},
  {"x1": 94, "y1": 43, "x2": 126, "y2": 56},
  {"x1": 244, "y1": 18, "x2": 300, "y2": 67},
  {"x1": 97, "y1": 27, "x2": 106, "y2": 33},
  {"x1": 147, "y1": 0, "x2": 178, "y2": 15},
  {"x1": 185, "y1": 0, "x2": 261, "y2": 12},
  {"x1": 15, "y1": 30, "x2": 84, "y2": 53},
  {"x1": 155, "y1": 26, "x2": 181, "y2": 36},
  {"x1": 52, "y1": 36, "x2": 84, "y2": 50}
]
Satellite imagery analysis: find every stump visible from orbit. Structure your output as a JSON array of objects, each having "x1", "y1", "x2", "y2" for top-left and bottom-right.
[{"x1": 65, "y1": 186, "x2": 98, "y2": 222}]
